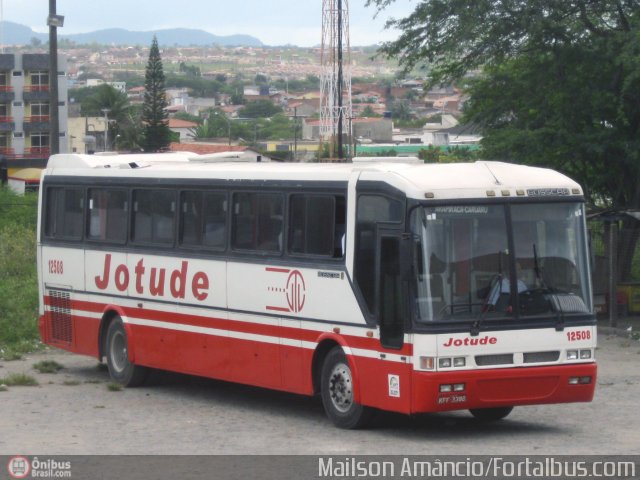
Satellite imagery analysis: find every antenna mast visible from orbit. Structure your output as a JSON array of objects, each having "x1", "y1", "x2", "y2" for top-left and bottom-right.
[{"x1": 320, "y1": 0, "x2": 352, "y2": 161}]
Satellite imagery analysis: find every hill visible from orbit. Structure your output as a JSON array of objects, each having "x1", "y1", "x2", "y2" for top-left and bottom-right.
[{"x1": 0, "y1": 21, "x2": 263, "y2": 47}]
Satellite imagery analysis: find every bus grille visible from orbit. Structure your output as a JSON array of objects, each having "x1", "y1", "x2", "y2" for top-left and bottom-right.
[
  {"x1": 523, "y1": 351, "x2": 560, "y2": 363},
  {"x1": 475, "y1": 353, "x2": 514, "y2": 366},
  {"x1": 49, "y1": 290, "x2": 72, "y2": 344}
]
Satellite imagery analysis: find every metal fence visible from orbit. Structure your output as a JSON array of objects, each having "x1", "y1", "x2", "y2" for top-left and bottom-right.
[{"x1": 588, "y1": 220, "x2": 640, "y2": 322}]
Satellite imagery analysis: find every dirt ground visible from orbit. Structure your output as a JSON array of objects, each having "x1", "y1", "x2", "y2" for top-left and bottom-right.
[{"x1": 1, "y1": 334, "x2": 639, "y2": 455}]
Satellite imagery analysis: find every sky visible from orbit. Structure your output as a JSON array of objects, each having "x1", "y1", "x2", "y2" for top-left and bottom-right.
[{"x1": 1, "y1": 0, "x2": 415, "y2": 46}]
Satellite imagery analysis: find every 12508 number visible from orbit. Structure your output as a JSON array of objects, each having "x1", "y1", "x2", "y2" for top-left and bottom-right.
[
  {"x1": 48, "y1": 259, "x2": 64, "y2": 275},
  {"x1": 567, "y1": 330, "x2": 591, "y2": 341}
]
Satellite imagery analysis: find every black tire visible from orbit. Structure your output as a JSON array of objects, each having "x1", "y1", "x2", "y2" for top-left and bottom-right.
[
  {"x1": 469, "y1": 406, "x2": 513, "y2": 421},
  {"x1": 105, "y1": 316, "x2": 149, "y2": 387},
  {"x1": 320, "y1": 347, "x2": 373, "y2": 429}
]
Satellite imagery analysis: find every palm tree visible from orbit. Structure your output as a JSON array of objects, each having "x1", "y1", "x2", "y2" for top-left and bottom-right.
[
  {"x1": 116, "y1": 111, "x2": 145, "y2": 151},
  {"x1": 81, "y1": 84, "x2": 130, "y2": 122},
  {"x1": 81, "y1": 84, "x2": 131, "y2": 150}
]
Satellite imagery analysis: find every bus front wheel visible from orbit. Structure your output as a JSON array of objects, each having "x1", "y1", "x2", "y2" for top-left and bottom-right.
[
  {"x1": 469, "y1": 406, "x2": 513, "y2": 421},
  {"x1": 105, "y1": 316, "x2": 149, "y2": 387},
  {"x1": 320, "y1": 347, "x2": 373, "y2": 429}
]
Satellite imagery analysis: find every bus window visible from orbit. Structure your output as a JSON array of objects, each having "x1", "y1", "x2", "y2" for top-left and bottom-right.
[
  {"x1": 132, "y1": 190, "x2": 176, "y2": 246},
  {"x1": 87, "y1": 189, "x2": 128, "y2": 243},
  {"x1": 45, "y1": 187, "x2": 84, "y2": 240},
  {"x1": 289, "y1": 194, "x2": 336, "y2": 257},
  {"x1": 232, "y1": 192, "x2": 283, "y2": 253},
  {"x1": 180, "y1": 191, "x2": 227, "y2": 250}
]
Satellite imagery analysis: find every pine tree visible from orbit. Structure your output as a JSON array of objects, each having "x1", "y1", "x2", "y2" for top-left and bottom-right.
[{"x1": 142, "y1": 36, "x2": 171, "y2": 152}]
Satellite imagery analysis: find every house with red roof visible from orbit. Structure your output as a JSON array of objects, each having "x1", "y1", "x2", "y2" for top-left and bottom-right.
[{"x1": 168, "y1": 118, "x2": 199, "y2": 141}]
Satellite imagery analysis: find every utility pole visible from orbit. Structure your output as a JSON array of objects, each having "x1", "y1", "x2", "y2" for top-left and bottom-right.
[
  {"x1": 48, "y1": 0, "x2": 63, "y2": 155},
  {"x1": 293, "y1": 106, "x2": 298, "y2": 162},
  {"x1": 101, "y1": 108, "x2": 110, "y2": 151}
]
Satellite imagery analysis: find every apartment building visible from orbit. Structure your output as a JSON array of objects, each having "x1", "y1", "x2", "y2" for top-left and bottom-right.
[{"x1": 0, "y1": 53, "x2": 68, "y2": 171}]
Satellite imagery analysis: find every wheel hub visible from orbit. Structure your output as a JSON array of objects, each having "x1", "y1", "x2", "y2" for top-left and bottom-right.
[
  {"x1": 110, "y1": 331, "x2": 128, "y2": 373},
  {"x1": 329, "y1": 362, "x2": 353, "y2": 413}
]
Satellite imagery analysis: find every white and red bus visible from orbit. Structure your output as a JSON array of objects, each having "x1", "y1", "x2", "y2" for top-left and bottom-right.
[{"x1": 37, "y1": 153, "x2": 597, "y2": 428}]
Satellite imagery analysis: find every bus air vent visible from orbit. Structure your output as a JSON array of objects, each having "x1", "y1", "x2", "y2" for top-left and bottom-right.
[
  {"x1": 475, "y1": 353, "x2": 514, "y2": 366},
  {"x1": 523, "y1": 351, "x2": 560, "y2": 363},
  {"x1": 49, "y1": 290, "x2": 72, "y2": 344}
]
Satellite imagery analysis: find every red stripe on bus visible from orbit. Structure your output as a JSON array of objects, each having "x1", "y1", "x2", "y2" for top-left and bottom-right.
[
  {"x1": 266, "y1": 306, "x2": 291, "y2": 312},
  {"x1": 43, "y1": 295, "x2": 413, "y2": 356},
  {"x1": 265, "y1": 267, "x2": 291, "y2": 273}
]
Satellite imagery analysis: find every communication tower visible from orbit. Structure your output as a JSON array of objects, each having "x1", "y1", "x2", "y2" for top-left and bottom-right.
[{"x1": 319, "y1": 0, "x2": 352, "y2": 161}]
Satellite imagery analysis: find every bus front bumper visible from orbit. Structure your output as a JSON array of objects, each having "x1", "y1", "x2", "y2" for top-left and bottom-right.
[{"x1": 411, "y1": 362, "x2": 597, "y2": 413}]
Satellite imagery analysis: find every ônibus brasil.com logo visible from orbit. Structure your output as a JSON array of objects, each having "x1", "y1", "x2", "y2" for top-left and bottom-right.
[
  {"x1": 7, "y1": 456, "x2": 72, "y2": 478},
  {"x1": 7, "y1": 456, "x2": 30, "y2": 479}
]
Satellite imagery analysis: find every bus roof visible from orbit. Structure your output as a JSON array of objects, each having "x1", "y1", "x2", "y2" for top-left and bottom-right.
[{"x1": 43, "y1": 153, "x2": 583, "y2": 201}]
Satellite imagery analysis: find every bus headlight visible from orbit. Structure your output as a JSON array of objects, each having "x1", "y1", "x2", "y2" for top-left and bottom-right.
[
  {"x1": 567, "y1": 350, "x2": 578, "y2": 360},
  {"x1": 439, "y1": 358, "x2": 452, "y2": 368},
  {"x1": 579, "y1": 349, "x2": 592, "y2": 359},
  {"x1": 453, "y1": 357, "x2": 466, "y2": 367}
]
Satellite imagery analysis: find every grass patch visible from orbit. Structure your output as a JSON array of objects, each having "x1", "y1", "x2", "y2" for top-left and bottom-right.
[
  {"x1": 63, "y1": 380, "x2": 81, "y2": 386},
  {"x1": 106, "y1": 382, "x2": 123, "y2": 392},
  {"x1": 84, "y1": 379, "x2": 102, "y2": 384},
  {"x1": 33, "y1": 360, "x2": 64, "y2": 374},
  {"x1": 0, "y1": 187, "x2": 40, "y2": 360},
  {"x1": 2, "y1": 372, "x2": 39, "y2": 386}
]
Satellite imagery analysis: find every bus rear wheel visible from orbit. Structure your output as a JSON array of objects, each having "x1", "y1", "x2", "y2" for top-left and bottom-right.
[
  {"x1": 320, "y1": 347, "x2": 373, "y2": 429},
  {"x1": 105, "y1": 316, "x2": 149, "y2": 387},
  {"x1": 469, "y1": 406, "x2": 513, "y2": 421}
]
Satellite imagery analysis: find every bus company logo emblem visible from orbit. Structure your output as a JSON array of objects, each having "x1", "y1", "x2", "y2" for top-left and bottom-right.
[
  {"x1": 7, "y1": 456, "x2": 30, "y2": 479},
  {"x1": 266, "y1": 267, "x2": 306, "y2": 313},
  {"x1": 286, "y1": 270, "x2": 306, "y2": 313},
  {"x1": 388, "y1": 374, "x2": 400, "y2": 398}
]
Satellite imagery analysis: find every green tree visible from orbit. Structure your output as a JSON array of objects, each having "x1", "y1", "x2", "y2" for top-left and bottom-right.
[
  {"x1": 116, "y1": 109, "x2": 145, "y2": 151},
  {"x1": 142, "y1": 36, "x2": 171, "y2": 152},
  {"x1": 188, "y1": 110, "x2": 240, "y2": 142},
  {"x1": 179, "y1": 62, "x2": 201, "y2": 77},
  {"x1": 238, "y1": 100, "x2": 283, "y2": 119},
  {"x1": 80, "y1": 84, "x2": 131, "y2": 150},
  {"x1": 80, "y1": 84, "x2": 129, "y2": 120},
  {"x1": 389, "y1": 99, "x2": 412, "y2": 121},
  {"x1": 229, "y1": 90, "x2": 246, "y2": 105},
  {"x1": 360, "y1": 106, "x2": 380, "y2": 118},
  {"x1": 173, "y1": 112, "x2": 202, "y2": 124},
  {"x1": 165, "y1": 74, "x2": 222, "y2": 98},
  {"x1": 369, "y1": 0, "x2": 640, "y2": 280}
]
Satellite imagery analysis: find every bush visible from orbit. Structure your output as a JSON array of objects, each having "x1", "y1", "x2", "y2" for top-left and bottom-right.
[{"x1": 0, "y1": 187, "x2": 40, "y2": 359}]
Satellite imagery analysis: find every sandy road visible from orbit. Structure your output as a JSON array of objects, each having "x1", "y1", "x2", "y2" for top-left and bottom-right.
[{"x1": 1, "y1": 334, "x2": 638, "y2": 455}]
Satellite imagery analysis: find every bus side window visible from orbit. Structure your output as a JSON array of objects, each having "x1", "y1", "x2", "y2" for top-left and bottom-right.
[
  {"x1": 180, "y1": 191, "x2": 203, "y2": 246},
  {"x1": 87, "y1": 188, "x2": 127, "y2": 243},
  {"x1": 288, "y1": 194, "x2": 340, "y2": 257},
  {"x1": 45, "y1": 187, "x2": 84, "y2": 241},
  {"x1": 180, "y1": 191, "x2": 227, "y2": 250},
  {"x1": 203, "y1": 193, "x2": 227, "y2": 249},
  {"x1": 232, "y1": 192, "x2": 283, "y2": 253},
  {"x1": 132, "y1": 190, "x2": 176, "y2": 246}
]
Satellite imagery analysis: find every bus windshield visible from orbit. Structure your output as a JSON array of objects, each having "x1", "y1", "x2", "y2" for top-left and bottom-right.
[{"x1": 410, "y1": 202, "x2": 592, "y2": 323}]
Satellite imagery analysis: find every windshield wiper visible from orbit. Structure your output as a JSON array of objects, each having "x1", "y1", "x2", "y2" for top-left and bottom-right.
[
  {"x1": 471, "y1": 251, "x2": 504, "y2": 336},
  {"x1": 533, "y1": 243, "x2": 549, "y2": 290}
]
